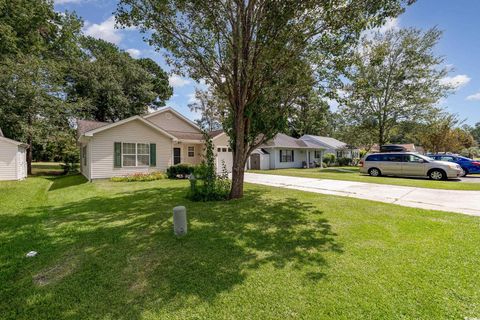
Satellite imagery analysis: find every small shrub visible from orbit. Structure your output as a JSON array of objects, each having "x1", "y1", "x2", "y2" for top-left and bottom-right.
[
  {"x1": 323, "y1": 153, "x2": 336, "y2": 166},
  {"x1": 187, "y1": 133, "x2": 230, "y2": 202},
  {"x1": 111, "y1": 171, "x2": 167, "y2": 182},
  {"x1": 166, "y1": 164, "x2": 195, "y2": 179},
  {"x1": 337, "y1": 157, "x2": 352, "y2": 166},
  {"x1": 61, "y1": 150, "x2": 79, "y2": 174}
]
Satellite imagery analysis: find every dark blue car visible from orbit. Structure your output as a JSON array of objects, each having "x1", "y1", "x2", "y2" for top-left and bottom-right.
[{"x1": 428, "y1": 154, "x2": 480, "y2": 176}]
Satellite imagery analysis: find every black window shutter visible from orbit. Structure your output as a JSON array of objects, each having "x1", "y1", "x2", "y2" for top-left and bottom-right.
[
  {"x1": 280, "y1": 150, "x2": 283, "y2": 162},
  {"x1": 292, "y1": 150, "x2": 294, "y2": 162},
  {"x1": 150, "y1": 143, "x2": 156, "y2": 167},
  {"x1": 114, "y1": 142, "x2": 122, "y2": 167}
]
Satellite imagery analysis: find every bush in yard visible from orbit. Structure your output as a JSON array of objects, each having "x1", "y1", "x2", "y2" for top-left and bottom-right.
[
  {"x1": 323, "y1": 153, "x2": 336, "y2": 166},
  {"x1": 166, "y1": 164, "x2": 195, "y2": 179},
  {"x1": 61, "y1": 148, "x2": 79, "y2": 174},
  {"x1": 337, "y1": 157, "x2": 352, "y2": 166},
  {"x1": 111, "y1": 171, "x2": 167, "y2": 182},
  {"x1": 187, "y1": 132, "x2": 230, "y2": 202}
]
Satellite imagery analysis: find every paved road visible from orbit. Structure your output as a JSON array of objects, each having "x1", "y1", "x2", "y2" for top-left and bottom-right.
[
  {"x1": 458, "y1": 175, "x2": 480, "y2": 183},
  {"x1": 244, "y1": 173, "x2": 480, "y2": 216}
]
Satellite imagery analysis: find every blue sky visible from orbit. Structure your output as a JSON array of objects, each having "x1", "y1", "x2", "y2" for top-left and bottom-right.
[{"x1": 54, "y1": 0, "x2": 480, "y2": 125}]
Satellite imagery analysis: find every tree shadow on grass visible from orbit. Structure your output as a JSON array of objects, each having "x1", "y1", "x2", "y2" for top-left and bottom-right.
[
  {"x1": 47, "y1": 174, "x2": 88, "y2": 191},
  {"x1": 1, "y1": 182, "x2": 342, "y2": 320}
]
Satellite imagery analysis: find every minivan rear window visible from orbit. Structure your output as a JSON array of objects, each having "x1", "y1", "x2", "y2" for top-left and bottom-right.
[
  {"x1": 383, "y1": 154, "x2": 403, "y2": 162},
  {"x1": 366, "y1": 154, "x2": 383, "y2": 161}
]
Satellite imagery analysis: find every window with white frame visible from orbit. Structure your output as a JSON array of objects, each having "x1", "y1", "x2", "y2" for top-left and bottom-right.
[
  {"x1": 280, "y1": 149, "x2": 294, "y2": 162},
  {"x1": 314, "y1": 150, "x2": 321, "y2": 159},
  {"x1": 188, "y1": 146, "x2": 195, "y2": 157},
  {"x1": 82, "y1": 146, "x2": 87, "y2": 165},
  {"x1": 122, "y1": 143, "x2": 149, "y2": 167}
]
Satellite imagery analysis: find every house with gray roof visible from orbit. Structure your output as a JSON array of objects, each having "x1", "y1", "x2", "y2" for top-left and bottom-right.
[
  {"x1": 300, "y1": 135, "x2": 360, "y2": 159},
  {"x1": 247, "y1": 133, "x2": 325, "y2": 170}
]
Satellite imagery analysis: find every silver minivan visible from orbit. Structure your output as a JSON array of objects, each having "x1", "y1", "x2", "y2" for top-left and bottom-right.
[{"x1": 359, "y1": 152, "x2": 462, "y2": 180}]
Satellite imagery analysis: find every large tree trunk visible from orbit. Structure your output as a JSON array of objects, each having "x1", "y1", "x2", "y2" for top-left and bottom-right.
[
  {"x1": 230, "y1": 157, "x2": 246, "y2": 199},
  {"x1": 229, "y1": 113, "x2": 247, "y2": 199}
]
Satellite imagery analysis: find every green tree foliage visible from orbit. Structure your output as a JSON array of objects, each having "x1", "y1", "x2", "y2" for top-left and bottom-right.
[
  {"x1": 0, "y1": 0, "x2": 83, "y2": 173},
  {"x1": 116, "y1": 0, "x2": 413, "y2": 198},
  {"x1": 340, "y1": 28, "x2": 451, "y2": 146},
  {"x1": 188, "y1": 88, "x2": 224, "y2": 131},
  {"x1": 464, "y1": 122, "x2": 480, "y2": 145},
  {"x1": 288, "y1": 90, "x2": 332, "y2": 138},
  {"x1": 416, "y1": 111, "x2": 475, "y2": 153},
  {"x1": 67, "y1": 37, "x2": 172, "y2": 122}
]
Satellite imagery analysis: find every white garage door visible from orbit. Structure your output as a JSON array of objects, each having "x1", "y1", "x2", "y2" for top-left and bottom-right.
[{"x1": 216, "y1": 147, "x2": 233, "y2": 174}]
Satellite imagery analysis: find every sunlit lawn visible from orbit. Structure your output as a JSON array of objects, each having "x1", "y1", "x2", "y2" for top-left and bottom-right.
[
  {"x1": 250, "y1": 166, "x2": 480, "y2": 191},
  {"x1": 31, "y1": 162, "x2": 65, "y2": 176},
  {"x1": 1, "y1": 175, "x2": 480, "y2": 319}
]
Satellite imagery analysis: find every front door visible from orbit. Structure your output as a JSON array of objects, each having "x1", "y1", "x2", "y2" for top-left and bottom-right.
[
  {"x1": 250, "y1": 154, "x2": 260, "y2": 170},
  {"x1": 173, "y1": 148, "x2": 181, "y2": 165},
  {"x1": 379, "y1": 153, "x2": 403, "y2": 175},
  {"x1": 402, "y1": 154, "x2": 427, "y2": 176}
]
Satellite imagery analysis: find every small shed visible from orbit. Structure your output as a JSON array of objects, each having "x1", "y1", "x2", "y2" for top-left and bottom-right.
[
  {"x1": 0, "y1": 129, "x2": 28, "y2": 181},
  {"x1": 248, "y1": 149, "x2": 270, "y2": 170}
]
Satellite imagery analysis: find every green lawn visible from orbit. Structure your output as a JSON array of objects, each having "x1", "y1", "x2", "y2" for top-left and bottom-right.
[
  {"x1": 31, "y1": 162, "x2": 65, "y2": 176},
  {"x1": 1, "y1": 175, "x2": 480, "y2": 319},
  {"x1": 250, "y1": 166, "x2": 480, "y2": 190}
]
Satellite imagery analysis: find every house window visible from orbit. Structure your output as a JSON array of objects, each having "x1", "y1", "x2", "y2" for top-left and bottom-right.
[
  {"x1": 137, "y1": 143, "x2": 150, "y2": 166},
  {"x1": 122, "y1": 143, "x2": 149, "y2": 167},
  {"x1": 314, "y1": 150, "x2": 321, "y2": 159},
  {"x1": 217, "y1": 147, "x2": 222, "y2": 152},
  {"x1": 82, "y1": 146, "x2": 87, "y2": 166},
  {"x1": 280, "y1": 149, "x2": 294, "y2": 162},
  {"x1": 188, "y1": 146, "x2": 195, "y2": 157}
]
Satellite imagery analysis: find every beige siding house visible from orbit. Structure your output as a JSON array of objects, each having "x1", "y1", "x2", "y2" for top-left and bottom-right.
[
  {"x1": 0, "y1": 129, "x2": 28, "y2": 181},
  {"x1": 77, "y1": 107, "x2": 230, "y2": 180}
]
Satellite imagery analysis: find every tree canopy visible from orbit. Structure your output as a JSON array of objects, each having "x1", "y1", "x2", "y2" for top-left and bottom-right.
[
  {"x1": 0, "y1": 0, "x2": 171, "y2": 173},
  {"x1": 339, "y1": 27, "x2": 452, "y2": 146},
  {"x1": 117, "y1": 0, "x2": 414, "y2": 198}
]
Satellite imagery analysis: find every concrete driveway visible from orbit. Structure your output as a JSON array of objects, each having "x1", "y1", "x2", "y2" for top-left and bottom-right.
[{"x1": 244, "y1": 173, "x2": 480, "y2": 216}]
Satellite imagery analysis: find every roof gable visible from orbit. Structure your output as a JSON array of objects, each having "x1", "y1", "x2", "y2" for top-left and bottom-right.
[
  {"x1": 144, "y1": 107, "x2": 201, "y2": 133},
  {"x1": 81, "y1": 116, "x2": 177, "y2": 140},
  {"x1": 0, "y1": 136, "x2": 28, "y2": 147}
]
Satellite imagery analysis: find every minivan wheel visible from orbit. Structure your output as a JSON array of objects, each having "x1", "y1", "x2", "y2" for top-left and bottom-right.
[
  {"x1": 429, "y1": 169, "x2": 446, "y2": 181},
  {"x1": 368, "y1": 168, "x2": 381, "y2": 177}
]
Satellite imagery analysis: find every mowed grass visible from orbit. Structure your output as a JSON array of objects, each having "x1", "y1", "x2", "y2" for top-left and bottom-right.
[
  {"x1": 1, "y1": 175, "x2": 480, "y2": 319},
  {"x1": 250, "y1": 166, "x2": 480, "y2": 190},
  {"x1": 31, "y1": 162, "x2": 65, "y2": 176}
]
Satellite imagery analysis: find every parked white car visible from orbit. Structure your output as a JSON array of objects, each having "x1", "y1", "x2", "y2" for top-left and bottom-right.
[{"x1": 359, "y1": 152, "x2": 462, "y2": 180}]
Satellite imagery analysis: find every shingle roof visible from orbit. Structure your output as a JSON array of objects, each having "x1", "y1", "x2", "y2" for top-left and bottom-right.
[
  {"x1": 166, "y1": 130, "x2": 204, "y2": 141},
  {"x1": 77, "y1": 119, "x2": 109, "y2": 136},
  {"x1": 208, "y1": 129, "x2": 224, "y2": 138},
  {"x1": 262, "y1": 133, "x2": 310, "y2": 148},
  {"x1": 300, "y1": 135, "x2": 347, "y2": 149}
]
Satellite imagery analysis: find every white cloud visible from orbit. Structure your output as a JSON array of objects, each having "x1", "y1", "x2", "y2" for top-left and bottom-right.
[
  {"x1": 187, "y1": 92, "x2": 199, "y2": 104},
  {"x1": 378, "y1": 17, "x2": 399, "y2": 33},
  {"x1": 83, "y1": 16, "x2": 123, "y2": 45},
  {"x1": 440, "y1": 74, "x2": 471, "y2": 90},
  {"x1": 126, "y1": 48, "x2": 141, "y2": 58},
  {"x1": 466, "y1": 92, "x2": 480, "y2": 101},
  {"x1": 169, "y1": 74, "x2": 191, "y2": 88}
]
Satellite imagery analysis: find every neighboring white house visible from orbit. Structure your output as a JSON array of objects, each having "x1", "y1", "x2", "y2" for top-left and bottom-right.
[
  {"x1": 77, "y1": 107, "x2": 230, "y2": 180},
  {"x1": 243, "y1": 133, "x2": 325, "y2": 170},
  {"x1": 300, "y1": 135, "x2": 360, "y2": 159},
  {"x1": 0, "y1": 129, "x2": 28, "y2": 181}
]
